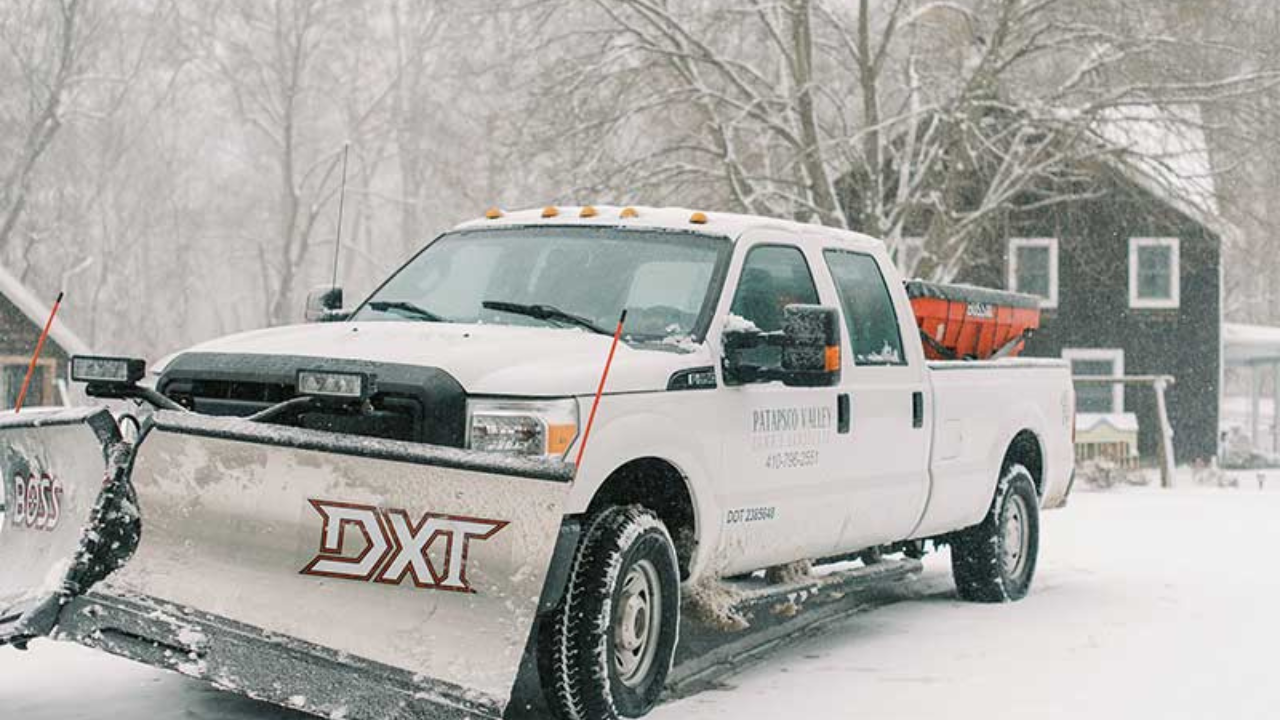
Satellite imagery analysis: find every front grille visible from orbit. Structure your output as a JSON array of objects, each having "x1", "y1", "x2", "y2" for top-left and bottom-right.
[
  {"x1": 157, "y1": 353, "x2": 469, "y2": 449},
  {"x1": 165, "y1": 380, "x2": 424, "y2": 444}
]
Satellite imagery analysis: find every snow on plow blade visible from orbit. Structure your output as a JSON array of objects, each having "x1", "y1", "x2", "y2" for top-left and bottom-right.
[
  {"x1": 0, "y1": 407, "x2": 134, "y2": 646},
  {"x1": 5, "y1": 410, "x2": 574, "y2": 720}
]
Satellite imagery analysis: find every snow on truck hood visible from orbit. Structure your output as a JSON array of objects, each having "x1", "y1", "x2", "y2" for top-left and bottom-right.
[{"x1": 175, "y1": 321, "x2": 709, "y2": 396}]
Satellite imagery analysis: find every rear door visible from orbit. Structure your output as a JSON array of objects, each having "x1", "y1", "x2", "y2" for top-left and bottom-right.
[{"x1": 819, "y1": 247, "x2": 930, "y2": 549}]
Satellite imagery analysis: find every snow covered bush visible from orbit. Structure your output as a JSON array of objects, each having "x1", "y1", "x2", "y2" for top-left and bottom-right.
[{"x1": 1077, "y1": 459, "x2": 1146, "y2": 490}]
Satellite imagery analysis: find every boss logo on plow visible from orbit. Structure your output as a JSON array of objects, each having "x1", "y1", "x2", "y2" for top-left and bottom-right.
[
  {"x1": 9, "y1": 473, "x2": 65, "y2": 531},
  {"x1": 300, "y1": 499, "x2": 508, "y2": 594}
]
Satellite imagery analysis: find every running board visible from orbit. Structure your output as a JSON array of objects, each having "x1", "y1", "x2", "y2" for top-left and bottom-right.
[{"x1": 667, "y1": 558, "x2": 924, "y2": 697}]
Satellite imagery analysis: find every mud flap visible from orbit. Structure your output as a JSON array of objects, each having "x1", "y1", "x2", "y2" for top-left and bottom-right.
[
  {"x1": 68, "y1": 411, "x2": 573, "y2": 720},
  {"x1": 0, "y1": 407, "x2": 135, "y2": 646}
]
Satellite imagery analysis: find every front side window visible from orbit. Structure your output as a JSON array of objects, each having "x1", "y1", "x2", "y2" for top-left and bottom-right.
[
  {"x1": 1007, "y1": 237, "x2": 1058, "y2": 308},
  {"x1": 353, "y1": 227, "x2": 729, "y2": 342},
  {"x1": 824, "y1": 250, "x2": 905, "y2": 365},
  {"x1": 728, "y1": 245, "x2": 820, "y2": 367},
  {"x1": 1063, "y1": 349, "x2": 1124, "y2": 413},
  {"x1": 1129, "y1": 237, "x2": 1180, "y2": 309}
]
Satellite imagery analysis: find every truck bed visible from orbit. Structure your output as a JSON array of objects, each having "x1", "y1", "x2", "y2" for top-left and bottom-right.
[{"x1": 912, "y1": 357, "x2": 1074, "y2": 539}]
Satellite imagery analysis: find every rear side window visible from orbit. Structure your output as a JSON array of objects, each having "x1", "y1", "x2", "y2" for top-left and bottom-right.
[{"x1": 823, "y1": 250, "x2": 906, "y2": 366}]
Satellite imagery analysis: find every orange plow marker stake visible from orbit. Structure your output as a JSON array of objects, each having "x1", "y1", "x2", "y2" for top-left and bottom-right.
[
  {"x1": 15, "y1": 291, "x2": 63, "y2": 413},
  {"x1": 575, "y1": 309, "x2": 627, "y2": 469}
]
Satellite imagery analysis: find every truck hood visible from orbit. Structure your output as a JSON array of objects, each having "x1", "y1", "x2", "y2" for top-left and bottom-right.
[{"x1": 172, "y1": 321, "x2": 711, "y2": 396}]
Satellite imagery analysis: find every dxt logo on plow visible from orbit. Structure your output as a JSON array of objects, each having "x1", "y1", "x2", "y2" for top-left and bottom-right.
[{"x1": 300, "y1": 499, "x2": 508, "y2": 594}]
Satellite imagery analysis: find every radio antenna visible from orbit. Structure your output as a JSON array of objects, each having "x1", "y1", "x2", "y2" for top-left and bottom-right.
[{"x1": 330, "y1": 142, "x2": 350, "y2": 292}]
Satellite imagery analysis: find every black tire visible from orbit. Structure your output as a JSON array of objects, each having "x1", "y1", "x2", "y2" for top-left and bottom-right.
[
  {"x1": 949, "y1": 464, "x2": 1040, "y2": 602},
  {"x1": 538, "y1": 506, "x2": 681, "y2": 720}
]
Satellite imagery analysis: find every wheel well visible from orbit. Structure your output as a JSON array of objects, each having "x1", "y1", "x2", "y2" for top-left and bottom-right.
[
  {"x1": 1003, "y1": 430, "x2": 1044, "y2": 496},
  {"x1": 587, "y1": 457, "x2": 696, "y2": 579}
]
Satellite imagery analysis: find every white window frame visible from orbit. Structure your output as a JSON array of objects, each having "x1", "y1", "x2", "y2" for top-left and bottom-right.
[
  {"x1": 1128, "y1": 237, "x2": 1180, "y2": 309},
  {"x1": 1007, "y1": 237, "x2": 1059, "y2": 309},
  {"x1": 1062, "y1": 348, "x2": 1125, "y2": 413}
]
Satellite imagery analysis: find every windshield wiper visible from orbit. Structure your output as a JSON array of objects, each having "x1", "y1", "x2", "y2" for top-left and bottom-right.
[
  {"x1": 482, "y1": 300, "x2": 611, "y2": 336},
  {"x1": 366, "y1": 300, "x2": 448, "y2": 323}
]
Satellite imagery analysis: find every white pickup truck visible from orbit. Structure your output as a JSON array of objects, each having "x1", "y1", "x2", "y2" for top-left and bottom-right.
[{"x1": 138, "y1": 205, "x2": 1074, "y2": 718}]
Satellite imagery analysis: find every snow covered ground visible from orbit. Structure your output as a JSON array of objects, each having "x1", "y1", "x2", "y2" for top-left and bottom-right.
[{"x1": 3, "y1": 487, "x2": 1279, "y2": 719}]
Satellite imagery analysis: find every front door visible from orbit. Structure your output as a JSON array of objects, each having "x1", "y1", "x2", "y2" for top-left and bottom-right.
[{"x1": 715, "y1": 236, "x2": 848, "y2": 575}]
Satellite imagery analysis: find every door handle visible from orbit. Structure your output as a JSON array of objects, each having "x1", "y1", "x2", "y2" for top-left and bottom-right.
[
  {"x1": 912, "y1": 391, "x2": 924, "y2": 429},
  {"x1": 837, "y1": 393, "x2": 851, "y2": 434}
]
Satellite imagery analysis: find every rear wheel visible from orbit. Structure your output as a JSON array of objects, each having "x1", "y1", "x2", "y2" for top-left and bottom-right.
[
  {"x1": 949, "y1": 464, "x2": 1039, "y2": 602},
  {"x1": 538, "y1": 506, "x2": 680, "y2": 720}
]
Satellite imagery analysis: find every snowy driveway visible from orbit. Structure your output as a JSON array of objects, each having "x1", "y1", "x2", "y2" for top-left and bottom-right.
[{"x1": 3, "y1": 488, "x2": 1278, "y2": 719}]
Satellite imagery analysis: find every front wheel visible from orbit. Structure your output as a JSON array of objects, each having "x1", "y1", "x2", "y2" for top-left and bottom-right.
[
  {"x1": 538, "y1": 506, "x2": 681, "y2": 720},
  {"x1": 949, "y1": 464, "x2": 1040, "y2": 602}
]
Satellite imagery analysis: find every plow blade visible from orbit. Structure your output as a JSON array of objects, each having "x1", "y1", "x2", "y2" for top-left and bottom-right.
[
  {"x1": 0, "y1": 407, "x2": 133, "y2": 646},
  {"x1": 3, "y1": 410, "x2": 575, "y2": 720}
]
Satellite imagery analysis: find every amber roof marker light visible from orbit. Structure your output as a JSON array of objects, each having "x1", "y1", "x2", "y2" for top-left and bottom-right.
[
  {"x1": 690, "y1": 211, "x2": 709, "y2": 224},
  {"x1": 619, "y1": 207, "x2": 639, "y2": 219},
  {"x1": 542, "y1": 206, "x2": 559, "y2": 218},
  {"x1": 484, "y1": 207, "x2": 503, "y2": 220},
  {"x1": 580, "y1": 206, "x2": 598, "y2": 218}
]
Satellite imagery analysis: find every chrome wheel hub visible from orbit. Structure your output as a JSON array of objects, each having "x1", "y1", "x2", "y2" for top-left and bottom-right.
[
  {"x1": 614, "y1": 559, "x2": 662, "y2": 687},
  {"x1": 1001, "y1": 493, "x2": 1030, "y2": 579}
]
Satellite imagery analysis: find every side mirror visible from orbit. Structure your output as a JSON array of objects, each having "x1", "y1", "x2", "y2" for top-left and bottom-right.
[
  {"x1": 780, "y1": 304, "x2": 841, "y2": 387},
  {"x1": 305, "y1": 286, "x2": 346, "y2": 322},
  {"x1": 720, "y1": 305, "x2": 841, "y2": 387}
]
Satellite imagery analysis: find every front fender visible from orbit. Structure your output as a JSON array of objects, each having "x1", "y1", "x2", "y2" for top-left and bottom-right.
[{"x1": 568, "y1": 401, "x2": 722, "y2": 583}]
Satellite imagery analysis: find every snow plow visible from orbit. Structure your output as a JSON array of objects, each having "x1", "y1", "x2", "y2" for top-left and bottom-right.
[{"x1": 0, "y1": 406, "x2": 575, "y2": 719}]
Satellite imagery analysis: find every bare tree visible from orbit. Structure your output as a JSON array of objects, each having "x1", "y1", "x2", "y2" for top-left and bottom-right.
[
  {"x1": 0, "y1": 0, "x2": 95, "y2": 255},
  {"x1": 524, "y1": 0, "x2": 1280, "y2": 281}
]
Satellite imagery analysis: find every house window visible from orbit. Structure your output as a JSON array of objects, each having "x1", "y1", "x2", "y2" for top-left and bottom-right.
[
  {"x1": 1063, "y1": 348, "x2": 1124, "y2": 414},
  {"x1": 1129, "y1": 237, "x2": 1180, "y2": 309},
  {"x1": 0, "y1": 358, "x2": 54, "y2": 409},
  {"x1": 1007, "y1": 237, "x2": 1058, "y2": 308}
]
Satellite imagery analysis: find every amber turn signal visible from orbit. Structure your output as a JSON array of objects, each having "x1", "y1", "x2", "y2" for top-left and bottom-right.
[{"x1": 824, "y1": 345, "x2": 841, "y2": 372}]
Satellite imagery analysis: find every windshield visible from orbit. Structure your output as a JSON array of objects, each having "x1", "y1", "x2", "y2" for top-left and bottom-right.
[{"x1": 353, "y1": 227, "x2": 730, "y2": 341}]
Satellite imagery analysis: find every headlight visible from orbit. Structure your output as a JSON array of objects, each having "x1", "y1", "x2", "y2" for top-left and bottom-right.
[{"x1": 466, "y1": 398, "x2": 579, "y2": 458}]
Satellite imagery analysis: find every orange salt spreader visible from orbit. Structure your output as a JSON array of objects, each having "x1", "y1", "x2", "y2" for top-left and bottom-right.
[{"x1": 905, "y1": 279, "x2": 1041, "y2": 361}]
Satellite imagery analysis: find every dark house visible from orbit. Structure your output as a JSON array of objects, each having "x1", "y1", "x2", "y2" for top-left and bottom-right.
[
  {"x1": 959, "y1": 167, "x2": 1222, "y2": 464},
  {"x1": 888, "y1": 114, "x2": 1226, "y2": 464},
  {"x1": 0, "y1": 265, "x2": 89, "y2": 409}
]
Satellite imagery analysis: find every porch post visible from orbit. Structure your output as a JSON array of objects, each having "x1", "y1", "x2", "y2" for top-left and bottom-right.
[
  {"x1": 1154, "y1": 377, "x2": 1175, "y2": 489},
  {"x1": 1252, "y1": 363, "x2": 1262, "y2": 449},
  {"x1": 1273, "y1": 362, "x2": 1280, "y2": 454}
]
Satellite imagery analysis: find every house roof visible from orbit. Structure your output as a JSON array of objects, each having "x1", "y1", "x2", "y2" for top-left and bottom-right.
[
  {"x1": 1224, "y1": 322, "x2": 1280, "y2": 367},
  {"x1": 0, "y1": 264, "x2": 90, "y2": 357},
  {"x1": 1091, "y1": 105, "x2": 1238, "y2": 242},
  {"x1": 1075, "y1": 412, "x2": 1140, "y2": 433}
]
